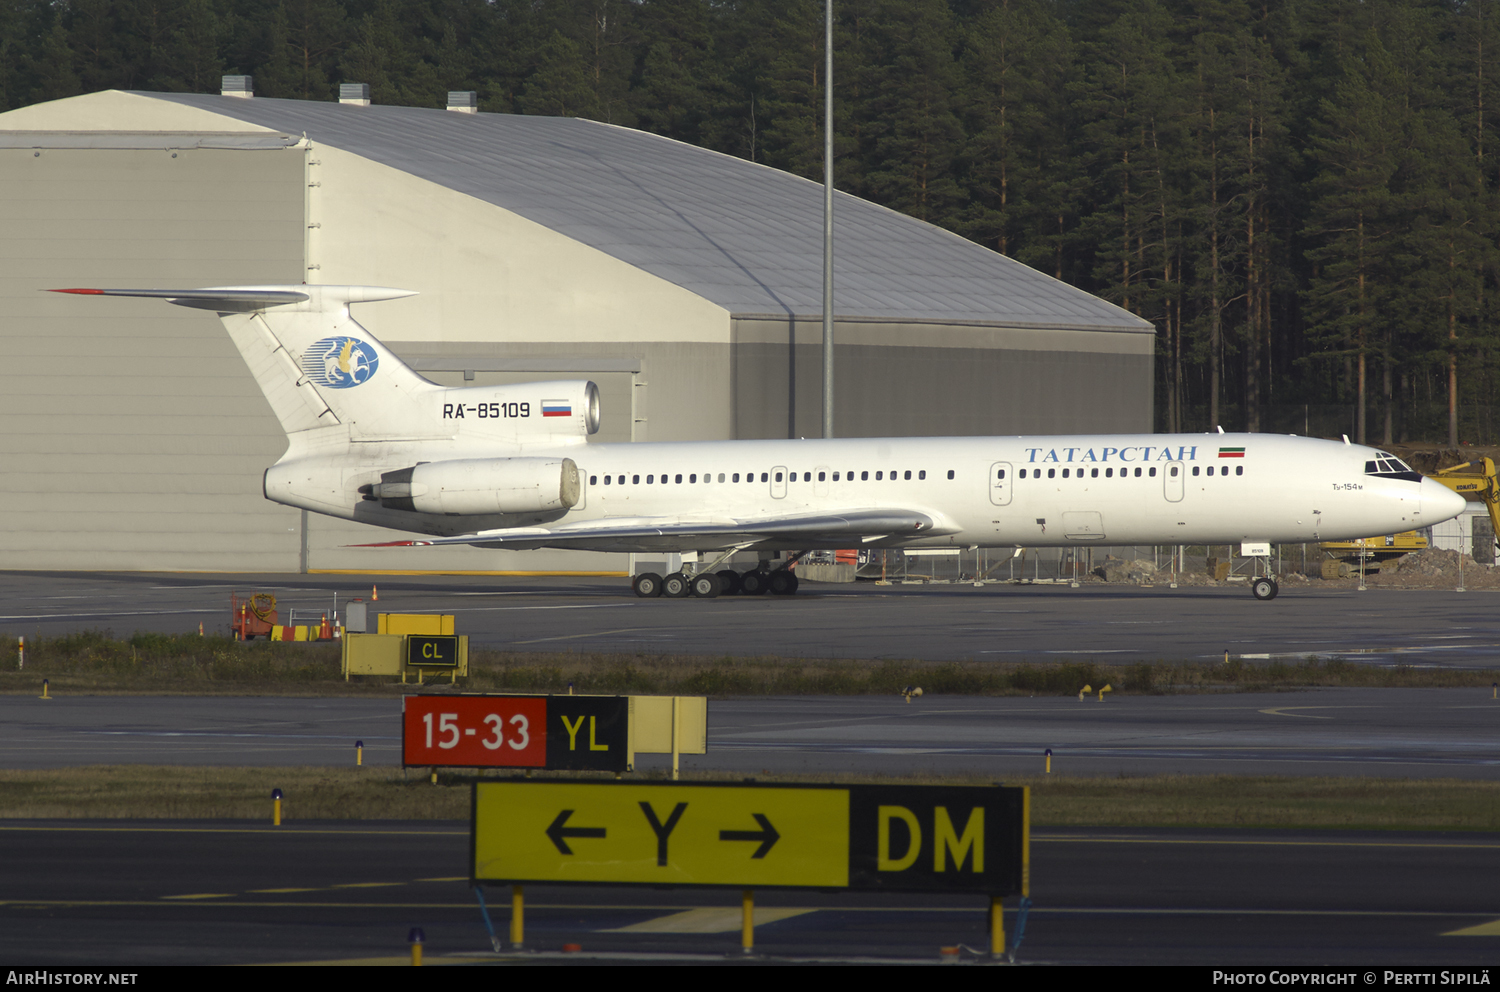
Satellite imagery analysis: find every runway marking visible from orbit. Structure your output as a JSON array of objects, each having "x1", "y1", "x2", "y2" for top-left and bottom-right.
[
  {"x1": 0, "y1": 609, "x2": 220, "y2": 620},
  {"x1": 331, "y1": 882, "x2": 405, "y2": 889},
  {"x1": 1444, "y1": 918, "x2": 1500, "y2": 936},
  {"x1": 1035, "y1": 835, "x2": 1500, "y2": 850},
  {"x1": 415, "y1": 876, "x2": 466, "y2": 883},
  {"x1": 447, "y1": 604, "x2": 632, "y2": 613},
  {"x1": 604, "y1": 907, "x2": 815, "y2": 933},
  {"x1": 160, "y1": 893, "x2": 234, "y2": 900},
  {"x1": 1258, "y1": 706, "x2": 1340, "y2": 719},
  {"x1": 0, "y1": 825, "x2": 465, "y2": 836},
  {"x1": 514, "y1": 627, "x2": 661, "y2": 645},
  {"x1": 1, "y1": 900, "x2": 1494, "y2": 920},
  {"x1": 248, "y1": 888, "x2": 318, "y2": 894}
]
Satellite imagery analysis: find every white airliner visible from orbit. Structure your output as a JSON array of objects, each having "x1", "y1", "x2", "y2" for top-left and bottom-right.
[{"x1": 54, "y1": 285, "x2": 1467, "y2": 601}]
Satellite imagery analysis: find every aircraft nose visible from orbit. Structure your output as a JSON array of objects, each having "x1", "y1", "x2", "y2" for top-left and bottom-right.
[{"x1": 1422, "y1": 478, "x2": 1468, "y2": 524}]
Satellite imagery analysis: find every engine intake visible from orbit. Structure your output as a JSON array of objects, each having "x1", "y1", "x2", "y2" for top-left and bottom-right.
[{"x1": 361, "y1": 457, "x2": 579, "y2": 514}]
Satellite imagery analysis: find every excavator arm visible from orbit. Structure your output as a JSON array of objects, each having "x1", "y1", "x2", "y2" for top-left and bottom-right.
[{"x1": 1432, "y1": 457, "x2": 1500, "y2": 557}]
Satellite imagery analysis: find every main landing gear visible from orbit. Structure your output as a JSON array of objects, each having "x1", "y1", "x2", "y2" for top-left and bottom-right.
[
  {"x1": 632, "y1": 566, "x2": 800, "y2": 599},
  {"x1": 1251, "y1": 576, "x2": 1279, "y2": 601},
  {"x1": 633, "y1": 550, "x2": 808, "y2": 599}
]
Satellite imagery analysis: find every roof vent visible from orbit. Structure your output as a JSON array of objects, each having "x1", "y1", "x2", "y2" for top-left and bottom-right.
[
  {"x1": 339, "y1": 83, "x2": 370, "y2": 107},
  {"x1": 447, "y1": 91, "x2": 477, "y2": 114},
  {"x1": 221, "y1": 75, "x2": 253, "y2": 99}
]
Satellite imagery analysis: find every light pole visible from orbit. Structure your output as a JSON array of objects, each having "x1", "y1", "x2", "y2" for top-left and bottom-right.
[{"x1": 822, "y1": 0, "x2": 835, "y2": 440}]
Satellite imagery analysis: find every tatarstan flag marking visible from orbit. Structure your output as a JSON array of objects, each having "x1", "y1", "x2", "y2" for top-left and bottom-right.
[{"x1": 1218, "y1": 447, "x2": 1245, "y2": 458}]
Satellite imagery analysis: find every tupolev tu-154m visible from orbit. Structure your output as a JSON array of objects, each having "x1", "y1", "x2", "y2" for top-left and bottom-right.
[{"x1": 52, "y1": 285, "x2": 1467, "y2": 600}]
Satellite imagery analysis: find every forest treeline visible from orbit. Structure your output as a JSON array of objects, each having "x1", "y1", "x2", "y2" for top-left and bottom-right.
[{"x1": 6, "y1": 0, "x2": 1500, "y2": 444}]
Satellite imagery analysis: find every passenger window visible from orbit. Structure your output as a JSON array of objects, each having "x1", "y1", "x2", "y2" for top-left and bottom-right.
[
  {"x1": 1091, "y1": 468, "x2": 1098, "y2": 478},
  {"x1": 732, "y1": 473, "x2": 740, "y2": 483},
  {"x1": 718, "y1": 473, "x2": 725, "y2": 483},
  {"x1": 1149, "y1": 467, "x2": 1157, "y2": 477},
  {"x1": 647, "y1": 475, "x2": 654, "y2": 484},
  {"x1": 1207, "y1": 466, "x2": 1214, "y2": 476},
  {"x1": 904, "y1": 470, "x2": 912, "y2": 480},
  {"x1": 632, "y1": 475, "x2": 639, "y2": 484},
  {"x1": 1106, "y1": 468, "x2": 1113, "y2": 478},
  {"x1": 690, "y1": 474, "x2": 697, "y2": 483},
  {"x1": 1019, "y1": 469, "x2": 1027, "y2": 479},
  {"x1": 919, "y1": 470, "x2": 926, "y2": 480},
  {"x1": 589, "y1": 475, "x2": 597, "y2": 485},
  {"x1": 603, "y1": 476, "x2": 611, "y2": 485},
  {"x1": 862, "y1": 471, "x2": 869, "y2": 481},
  {"x1": 1192, "y1": 466, "x2": 1199, "y2": 476},
  {"x1": 1134, "y1": 467, "x2": 1142, "y2": 477},
  {"x1": 804, "y1": 472, "x2": 812, "y2": 482},
  {"x1": 774, "y1": 472, "x2": 782, "y2": 482},
  {"x1": 675, "y1": 474, "x2": 682, "y2": 483},
  {"x1": 1236, "y1": 466, "x2": 1243, "y2": 476},
  {"x1": 832, "y1": 472, "x2": 839, "y2": 481},
  {"x1": 819, "y1": 472, "x2": 826, "y2": 482},
  {"x1": 1062, "y1": 468, "x2": 1070, "y2": 478},
  {"x1": 761, "y1": 472, "x2": 768, "y2": 482},
  {"x1": 1048, "y1": 468, "x2": 1056, "y2": 479},
  {"x1": 996, "y1": 469, "x2": 1005, "y2": 479},
  {"x1": 948, "y1": 470, "x2": 955, "y2": 480},
  {"x1": 876, "y1": 471, "x2": 883, "y2": 480}
]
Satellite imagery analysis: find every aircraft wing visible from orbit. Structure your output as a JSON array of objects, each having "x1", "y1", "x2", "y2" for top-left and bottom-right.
[{"x1": 352, "y1": 508, "x2": 953, "y2": 553}]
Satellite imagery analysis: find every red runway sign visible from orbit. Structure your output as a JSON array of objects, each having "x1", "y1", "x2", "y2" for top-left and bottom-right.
[{"x1": 403, "y1": 695, "x2": 547, "y2": 767}]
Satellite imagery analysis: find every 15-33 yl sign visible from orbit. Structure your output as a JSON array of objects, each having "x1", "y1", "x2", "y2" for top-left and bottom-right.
[{"x1": 403, "y1": 694, "x2": 628, "y2": 771}]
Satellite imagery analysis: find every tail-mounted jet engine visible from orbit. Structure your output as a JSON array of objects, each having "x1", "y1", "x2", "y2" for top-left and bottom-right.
[{"x1": 361, "y1": 457, "x2": 580, "y2": 514}]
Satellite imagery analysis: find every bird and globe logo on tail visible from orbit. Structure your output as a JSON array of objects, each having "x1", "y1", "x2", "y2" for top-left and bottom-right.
[{"x1": 300, "y1": 336, "x2": 379, "y2": 388}]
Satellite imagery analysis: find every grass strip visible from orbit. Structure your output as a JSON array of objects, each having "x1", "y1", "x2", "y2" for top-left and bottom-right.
[
  {"x1": 1, "y1": 766, "x2": 1497, "y2": 831},
  {"x1": 2, "y1": 630, "x2": 1499, "y2": 697}
]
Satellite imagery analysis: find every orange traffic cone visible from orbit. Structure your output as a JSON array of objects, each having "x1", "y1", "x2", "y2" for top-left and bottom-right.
[
  {"x1": 372, "y1": 585, "x2": 378, "y2": 601},
  {"x1": 198, "y1": 622, "x2": 204, "y2": 637}
]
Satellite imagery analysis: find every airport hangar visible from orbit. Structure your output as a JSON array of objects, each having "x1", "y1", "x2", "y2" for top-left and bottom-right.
[{"x1": 0, "y1": 85, "x2": 1154, "y2": 575}]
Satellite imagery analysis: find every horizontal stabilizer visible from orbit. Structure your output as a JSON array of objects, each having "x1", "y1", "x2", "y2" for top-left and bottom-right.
[
  {"x1": 50, "y1": 287, "x2": 310, "y2": 312},
  {"x1": 48, "y1": 285, "x2": 416, "y2": 313}
]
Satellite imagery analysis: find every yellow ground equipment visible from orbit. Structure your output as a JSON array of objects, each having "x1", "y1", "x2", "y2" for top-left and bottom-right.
[
  {"x1": 1320, "y1": 531, "x2": 1428, "y2": 561},
  {"x1": 1432, "y1": 457, "x2": 1500, "y2": 563}
]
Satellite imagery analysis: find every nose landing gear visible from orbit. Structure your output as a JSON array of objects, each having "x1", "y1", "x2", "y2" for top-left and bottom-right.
[{"x1": 1251, "y1": 576, "x2": 1279, "y2": 601}]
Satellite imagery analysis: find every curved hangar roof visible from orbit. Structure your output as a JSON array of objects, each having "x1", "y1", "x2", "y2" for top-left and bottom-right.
[{"x1": 141, "y1": 92, "x2": 1146, "y2": 332}]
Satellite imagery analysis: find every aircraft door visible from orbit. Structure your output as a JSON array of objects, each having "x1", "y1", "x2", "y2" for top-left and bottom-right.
[
  {"x1": 771, "y1": 466, "x2": 788, "y2": 499},
  {"x1": 989, "y1": 462, "x2": 1013, "y2": 506},
  {"x1": 1165, "y1": 461, "x2": 1184, "y2": 502}
]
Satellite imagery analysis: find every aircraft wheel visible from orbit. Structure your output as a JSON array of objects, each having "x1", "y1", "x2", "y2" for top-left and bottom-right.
[
  {"x1": 768, "y1": 570, "x2": 798, "y2": 596},
  {"x1": 739, "y1": 569, "x2": 770, "y2": 595},
  {"x1": 1251, "y1": 577, "x2": 1278, "y2": 601},
  {"x1": 662, "y1": 572, "x2": 691, "y2": 598},
  {"x1": 632, "y1": 572, "x2": 664, "y2": 598},
  {"x1": 691, "y1": 573, "x2": 721, "y2": 598},
  {"x1": 716, "y1": 569, "x2": 742, "y2": 595}
]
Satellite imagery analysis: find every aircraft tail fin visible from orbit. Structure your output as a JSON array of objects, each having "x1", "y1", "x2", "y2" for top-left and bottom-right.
[{"x1": 50, "y1": 286, "x2": 442, "y2": 439}]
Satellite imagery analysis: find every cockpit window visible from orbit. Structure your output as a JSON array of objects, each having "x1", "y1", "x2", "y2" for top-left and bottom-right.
[{"x1": 1365, "y1": 454, "x2": 1422, "y2": 482}]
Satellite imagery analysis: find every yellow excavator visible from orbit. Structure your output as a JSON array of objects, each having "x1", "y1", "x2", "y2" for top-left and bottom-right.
[{"x1": 1321, "y1": 456, "x2": 1500, "y2": 562}]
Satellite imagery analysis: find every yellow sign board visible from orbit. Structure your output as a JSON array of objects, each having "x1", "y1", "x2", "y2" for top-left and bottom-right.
[
  {"x1": 473, "y1": 781, "x2": 1028, "y2": 893},
  {"x1": 473, "y1": 781, "x2": 849, "y2": 888}
]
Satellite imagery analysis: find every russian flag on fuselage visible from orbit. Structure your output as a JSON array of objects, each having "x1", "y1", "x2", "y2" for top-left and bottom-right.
[{"x1": 541, "y1": 400, "x2": 571, "y2": 418}]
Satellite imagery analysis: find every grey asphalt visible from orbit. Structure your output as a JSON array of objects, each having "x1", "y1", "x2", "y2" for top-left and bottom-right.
[
  {"x1": 2, "y1": 688, "x2": 1496, "y2": 779},
  {"x1": 0, "y1": 820, "x2": 1495, "y2": 965},
  {"x1": 5, "y1": 570, "x2": 1500, "y2": 668}
]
